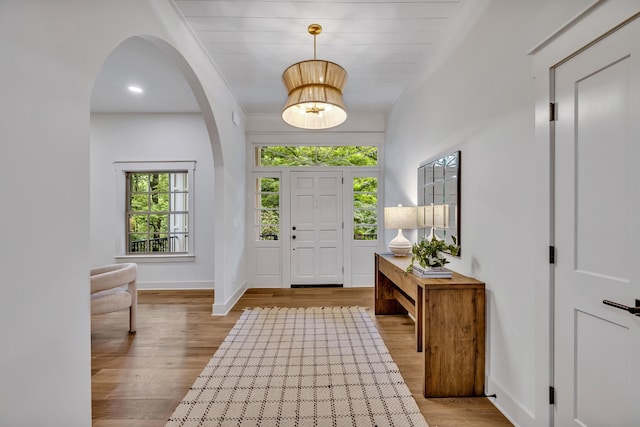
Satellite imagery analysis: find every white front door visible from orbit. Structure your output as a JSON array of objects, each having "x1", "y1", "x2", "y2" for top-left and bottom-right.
[
  {"x1": 290, "y1": 171, "x2": 343, "y2": 285},
  {"x1": 554, "y1": 18, "x2": 640, "y2": 426}
]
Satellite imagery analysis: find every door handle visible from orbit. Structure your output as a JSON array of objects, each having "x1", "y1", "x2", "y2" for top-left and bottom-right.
[
  {"x1": 292, "y1": 235, "x2": 296, "y2": 240},
  {"x1": 602, "y1": 299, "x2": 640, "y2": 316}
]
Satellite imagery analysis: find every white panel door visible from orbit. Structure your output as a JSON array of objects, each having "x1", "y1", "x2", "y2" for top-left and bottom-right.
[
  {"x1": 554, "y1": 18, "x2": 640, "y2": 427},
  {"x1": 290, "y1": 171, "x2": 343, "y2": 285}
]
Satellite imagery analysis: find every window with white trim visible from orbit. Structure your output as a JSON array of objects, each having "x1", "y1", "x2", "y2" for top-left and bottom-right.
[
  {"x1": 353, "y1": 176, "x2": 378, "y2": 240},
  {"x1": 115, "y1": 161, "x2": 196, "y2": 259},
  {"x1": 126, "y1": 171, "x2": 189, "y2": 254},
  {"x1": 255, "y1": 145, "x2": 378, "y2": 167},
  {"x1": 254, "y1": 176, "x2": 280, "y2": 241}
]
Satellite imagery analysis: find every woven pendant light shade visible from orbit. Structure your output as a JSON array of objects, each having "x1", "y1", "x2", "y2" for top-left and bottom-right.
[{"x1": 281, "y1": 25, "x2": 348, "y2": 129}]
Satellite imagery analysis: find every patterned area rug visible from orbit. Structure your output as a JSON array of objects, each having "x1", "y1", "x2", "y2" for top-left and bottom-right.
[{"x1": 166, "y1": 306, "x2": 428, "y2": 426}]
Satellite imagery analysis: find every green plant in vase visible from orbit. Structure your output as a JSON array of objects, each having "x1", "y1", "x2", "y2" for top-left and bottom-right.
[{"x1": 406, "y1": 235, "x2": 459, "y2": 273}]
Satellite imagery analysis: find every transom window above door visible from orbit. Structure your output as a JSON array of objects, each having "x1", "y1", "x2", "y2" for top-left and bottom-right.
[{"x1": 256, "y1": 146, "x2": 377, "y2": 167}]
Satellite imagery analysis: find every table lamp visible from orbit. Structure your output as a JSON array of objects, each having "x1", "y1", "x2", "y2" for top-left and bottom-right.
[{"x1": 384, "y1": 204, "x2": 417, "y2": 256}]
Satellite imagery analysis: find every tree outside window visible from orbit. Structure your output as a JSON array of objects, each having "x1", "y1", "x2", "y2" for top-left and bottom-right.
[
  {"x1": 255, "y1": 177, "x2": 280, "y2": 241},
  {"x1": 126, "y1": 171, "x2": 189, "y2": 253},
  {"x1": 353, "y1": 177, "x2": 378, "y2": 240},
  {"x1": 257, "y1": 146, "x2": 377, "y2": 167}
]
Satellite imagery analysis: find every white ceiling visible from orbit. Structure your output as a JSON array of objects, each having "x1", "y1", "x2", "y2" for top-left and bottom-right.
[
  {"x1": 92, "y1": 36, "x2": 201, "y2": 113},
  {"x1": 91, "y1": 0, "x2": 464, "y2": 116}
]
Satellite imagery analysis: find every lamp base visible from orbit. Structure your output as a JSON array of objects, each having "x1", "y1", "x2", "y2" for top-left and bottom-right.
[
  {"x1": 388, "y1": 242, "x2": 412, "y2": 256},
  {"x1": 388, "y1": 229, "x2": 412, "y2": 256}
]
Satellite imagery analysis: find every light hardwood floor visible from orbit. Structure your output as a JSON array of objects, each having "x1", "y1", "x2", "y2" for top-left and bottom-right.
[{"x1": 91, "y1": 288, "x2": 512, "y2": 426}]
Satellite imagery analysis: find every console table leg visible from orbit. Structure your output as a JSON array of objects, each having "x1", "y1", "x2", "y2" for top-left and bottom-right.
[{"x1": 416, "y1": 285, "x2": 423, "y2": 352}]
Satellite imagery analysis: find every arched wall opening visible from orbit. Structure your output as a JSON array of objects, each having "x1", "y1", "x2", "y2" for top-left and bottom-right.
[{"x1": 90, "y1": 35, "x2": 224, "y2": 299}]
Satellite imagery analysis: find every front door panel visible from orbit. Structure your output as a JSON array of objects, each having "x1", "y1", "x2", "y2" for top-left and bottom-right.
[{"x1": 290, "y1": 171, "x2": 343, "y2": 285}]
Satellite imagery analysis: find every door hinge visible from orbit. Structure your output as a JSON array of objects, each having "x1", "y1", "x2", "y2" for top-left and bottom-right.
[
  {"x1": 341, "y1": 177, "x2": 344, "y2": 184},
  {"x1": 342, "y1": 222, "x2": 344, "y2": 229},
  {"x1": 549, "y1": 386, "x2": 555, "y2": 405},
  {"x1": 549, "y1": 102, "x2": 557, "y2": 122},
  {"x1": 549, "y1": 246, "x2": 555, "y2": 264}
]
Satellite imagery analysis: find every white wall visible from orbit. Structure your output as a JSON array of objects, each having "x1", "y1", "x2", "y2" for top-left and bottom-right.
[
  {"x1": 91, "y1": 113, "x2": 215, "y2": 289},
  {"x1": 384, "y1": 1, "x2": 597, "y2": 425},
  {"x1": 0, "y1": 1, "x2": 246, "y2": 425}
]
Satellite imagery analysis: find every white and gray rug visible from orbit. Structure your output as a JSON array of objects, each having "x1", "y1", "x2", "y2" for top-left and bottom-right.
[{"x1": 166, "y1": 306, "x2": 428, "y2": 426}]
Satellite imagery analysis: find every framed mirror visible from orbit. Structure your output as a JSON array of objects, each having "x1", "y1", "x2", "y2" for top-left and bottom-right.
[{"x1": 417, "y1": 150, "x2": 460, "y2": 249}]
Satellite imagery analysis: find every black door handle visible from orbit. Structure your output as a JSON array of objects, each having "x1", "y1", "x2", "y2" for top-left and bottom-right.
[
  {"x1": 602, "y1": 300, "x2": 640, "y2": 316},
  {"x1": 292, "y1": 235, "x2": 296, "y2": 240}
]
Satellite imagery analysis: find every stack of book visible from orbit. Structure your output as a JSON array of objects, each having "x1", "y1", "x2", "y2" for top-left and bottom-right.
[{"x1": 411, "y1": 264, "x2": 453, "y2": 278}]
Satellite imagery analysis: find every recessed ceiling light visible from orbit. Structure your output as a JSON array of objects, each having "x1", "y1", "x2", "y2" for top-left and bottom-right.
[{"x1": 128, "y1": 85, "x2": 143, "y2": 93}]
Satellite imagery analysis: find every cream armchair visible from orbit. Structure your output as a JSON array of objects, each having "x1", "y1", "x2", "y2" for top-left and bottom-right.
[{"x1": 90, "y1": 263, "x2": 137, "y2": 332}]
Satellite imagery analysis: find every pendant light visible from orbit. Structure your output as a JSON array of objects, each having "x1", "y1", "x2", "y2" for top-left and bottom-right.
[{"x1": 281, "y1": 24, "x2": 348, "y2": 129}]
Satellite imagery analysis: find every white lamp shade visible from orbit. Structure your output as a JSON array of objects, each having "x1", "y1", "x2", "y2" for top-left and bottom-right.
[
  {"x1": 418, "y1": 205, "x2": 434, "y2": 228},
  {"x1": 384, "y1": 206, "x2": 417, "y2": 229},
  {"x1": 433, "y1": 204, "x2": 449, "y2": 229}
]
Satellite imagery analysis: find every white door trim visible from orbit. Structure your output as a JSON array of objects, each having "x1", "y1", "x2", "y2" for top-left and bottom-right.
[
  {"x1": 532, "y1": 6, "x2": 640, "y2": 427},
  {"x1": 547, "y1": 11, "x2": 640, "y2": 427}
]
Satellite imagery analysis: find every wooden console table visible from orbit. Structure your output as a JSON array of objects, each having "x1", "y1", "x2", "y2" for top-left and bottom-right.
[{"x1": 375, "y1": 253, "x2": 486, "y2": 398}]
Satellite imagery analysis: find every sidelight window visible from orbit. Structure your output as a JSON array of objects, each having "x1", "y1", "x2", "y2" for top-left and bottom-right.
[
  {"x1": 254, "y1": 176, "x2": 280, "y2": 241},
  {"x1": 353, "y1": 176, "x2": 378, "y2": 240}
]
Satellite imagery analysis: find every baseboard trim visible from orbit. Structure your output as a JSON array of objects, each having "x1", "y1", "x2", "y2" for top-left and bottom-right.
[
  {"x1": 291, "y1": 284, "x2": 343, "y2": 288},
  {"x1": 486, "y1": 377, "x2": 535, "y2": 427},
  {"x1": 137, "y1": 280, "x2": 214, "y2": 290},
  {"x1": 138, "y1": 289, "x2": 213, "y2": 295},
  {"x1": 212, "y1": 281, "x2": 247, "y2": 316}
]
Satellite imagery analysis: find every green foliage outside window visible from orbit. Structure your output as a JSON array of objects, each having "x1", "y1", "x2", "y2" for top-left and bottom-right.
[
  {"x1": 128, "y1": 173, "x2": 171, "y2": 234},
  {"x1": 353, "y1": 177, "x2": 378, "y2": 240},
  {"x1": 127, "y1": 172, "x2": 188, "y2": 253},
  {"x1": 258, "y1": 146, "x2": 377, "y2": 167},
  {"x1": 256, "y1": 177, "x2": 280, "y2": 240},
  {"x1": 255, "y1": 146, "x2": 379, "y2": 242}
]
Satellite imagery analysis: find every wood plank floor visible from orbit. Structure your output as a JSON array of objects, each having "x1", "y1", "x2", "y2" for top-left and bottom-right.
[{"x1": 91, "y1": 288, "x2": 513, "y2": 426}]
